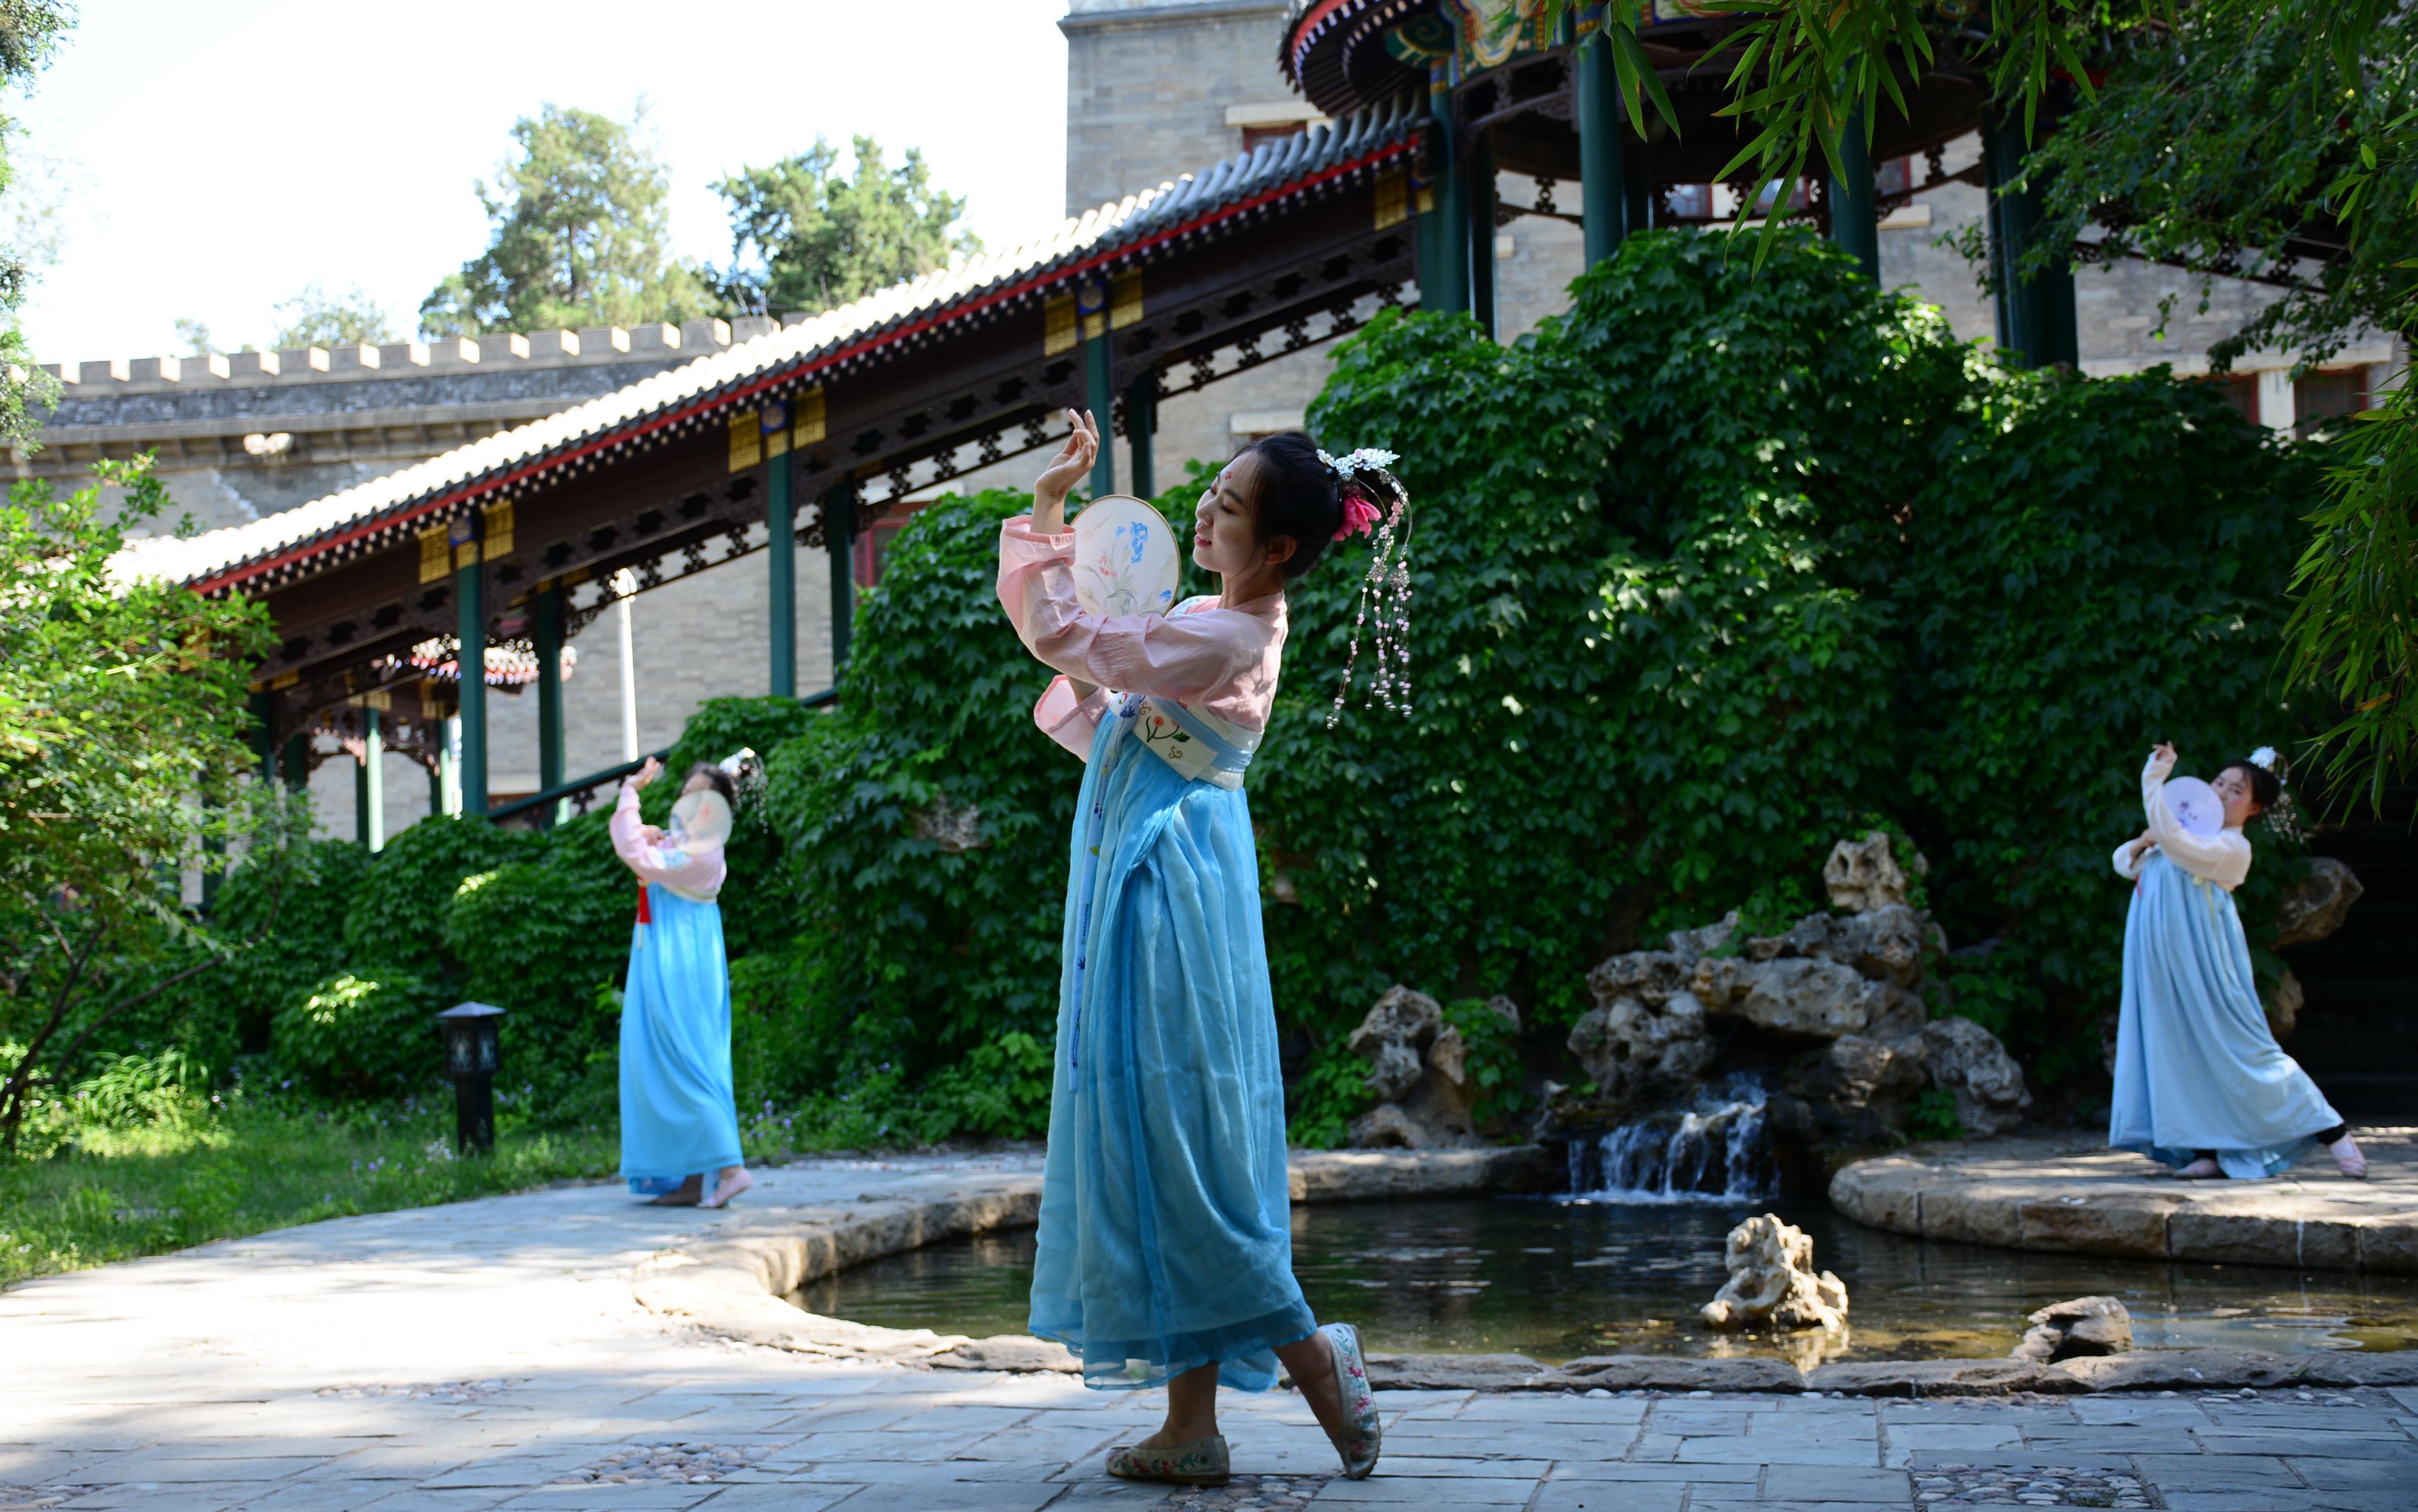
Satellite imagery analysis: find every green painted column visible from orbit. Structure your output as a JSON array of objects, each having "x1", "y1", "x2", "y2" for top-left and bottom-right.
[
  {"x1": 1576, "y1": 31, "x2": 1631, "y2": 267},
  {"x1": 765, "y1": 449, "x2": 797, "y2": 699},
  {"x1": 825, "y1": 481, "x2": 856, "y2": 675},
  {"x1": 1084, "y1": 300, "x2": 1116, "y2": 498},
  {"x1": 250, "y1": 690, "x2": 276, "y2": 784},
  {"x1": 280, "y1": 733, "x2": 308, "y2": 792},
  {"x1": 1467, "y1": 134, "x2": 1499, "y2": 340},
  {"x1": 1829, "y1": 108, "x2": 1880, "y2": 282},
  {"x1": 1982, "y1": 105, "x2": 2078, "y2": 369},
  {"x1": 454, "y1": 521, "x2": 487, "y2": 818},
  {"x1": 533, "y1": 585, "x2": 566, "y2": 828},
  {"x1": 1124, "y1": 371, "x2": 1157, "y2": 500},
  {"x1": 1421, "y1": 67, "x2": 1470, "y2": 316},
  {"x1": 356, "y1": 706, "x2": 384, "y2": 851}
]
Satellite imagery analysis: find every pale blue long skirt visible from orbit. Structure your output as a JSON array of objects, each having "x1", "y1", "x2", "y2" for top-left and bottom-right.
[
  {"x1": 1028, "y1": 704, "x2": 1315, "y2": 1391},
  {"x1": 619, "y1": 885, "x2": 744, "y2": 1194},
  {"x1": 2108, "y1": 852, "x2": 2341, "y2": 1179}
]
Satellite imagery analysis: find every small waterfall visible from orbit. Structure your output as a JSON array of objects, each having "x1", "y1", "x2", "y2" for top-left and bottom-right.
[{"x1": 1564, "y1": 1082, "x2": 1776, "y2": 1203}]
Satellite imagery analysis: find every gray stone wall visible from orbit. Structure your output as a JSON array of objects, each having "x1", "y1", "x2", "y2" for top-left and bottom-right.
[{"x1": 1063, "y1": 0, "x2": 1296, "y2": 216}]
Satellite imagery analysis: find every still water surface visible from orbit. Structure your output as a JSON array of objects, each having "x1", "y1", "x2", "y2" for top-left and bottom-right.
[{"x1": 792, "y1": 1197, "x2": 2418, "y2": 1364}]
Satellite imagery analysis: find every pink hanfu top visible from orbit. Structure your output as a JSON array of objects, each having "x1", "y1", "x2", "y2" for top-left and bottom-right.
[
  {"x1": 609, "y1": 784, "x2": 728, "y2": 902},
  {"x1": 996, "y1": 514, "x2": 1288, "y2": 761}
]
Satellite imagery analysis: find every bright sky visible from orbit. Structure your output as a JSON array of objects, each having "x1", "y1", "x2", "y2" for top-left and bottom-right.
[{"x1": 11, "y1": 0, "x2": 1071, "y2": 364}]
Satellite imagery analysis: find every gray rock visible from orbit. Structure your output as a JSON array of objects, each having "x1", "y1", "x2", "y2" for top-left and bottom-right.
[
  {"x1": 1808, "y1": 1358, "x2": 2062, "y2": 1396},
  {"x1": 1346, "y1": 1102, "x2": 1428, "y2": 1149},
  {"x1": 1290, "y1": 1145, "x2": 1555, "y2": 1200},
  {"x1": 2048, "y1": 1348, "x2": 2306, "y2": 1393},
  {"x1": 1746, "y1": 904, "x2": 1933, "y2": 987},
  {"x1": 2274, "y1": 856, "x2": 2363, "y2": 948},
  {"x1": 1701, "y1": 1213, "x2": 1849, "y2": 1332},
  {"x1": 1567, "y1": 990, "x2": 1715, "y2": 1100},
  {"x1": 1342, "y1": 984, "x2": 1486, "y2": 1148},
  {"x1": 2263, "y1": 967, "x2": 2303, "y2": 1041},
  {"x1": 1693, "y1": 954, "x2": 1887, "y2": 1039},
  {"x1": 929, "y1": 1335, "x2": 1082, "y2": 1372},
  {"x1": 1824, "y1": 831, "x2": 1926, "y2": 912},
  {"x1": 1665, "y1": 910, "x2": 1741, "y2": 962},
  {"x1": 1585, "y1": 950, "x2": 1696, "y2": 1012},
  {"x1": 1866, "y1": 983, "x2": 1930, "y2": 1041},
  {"x1": 1805, "y1": 1034, "x2": 1926, "y2": 1113},
  {"x1": 1362, "y1": 1042, "x2": 1425, "y2": 1103},
  {"x1": 1557, "y1": 1355, "x2": 1805, "y2": 1392},
  {"x1": 1361, "y1": 1353, "x2": 1555, "y2": 1391},
  {"x1": 1918, "y1": 1017, "x2": 2031, "y2": 1136},
  {"x1": 2010, "y1": 1295, "x2": 2133, "y2": 1363},
  {"x1": 1348, "y1": 984, "x2": 1443, "y2": 1059}
]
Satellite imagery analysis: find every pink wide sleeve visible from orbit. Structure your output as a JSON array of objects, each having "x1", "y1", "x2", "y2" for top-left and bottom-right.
[
  {"x1": 1033, "y1": 675, "x2": 1114, "y2": 762},
  {"x1": 609, "y1": 785, "x2": 728, "y2": 897},
  {"x1": 996, "y1": 514, "x2": 1269, "y2": 722},
  {"x1": 2140, "y1": 751, "x2": 2252, "y2": 890}
]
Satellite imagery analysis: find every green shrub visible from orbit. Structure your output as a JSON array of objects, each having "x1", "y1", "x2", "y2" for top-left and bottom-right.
[
  {"x1": 444, "y1": 815, "x2": 631, "y2": 1087},
  {"x1": 272, "y1": 973, "x2": 447, "y2": 1098},
  {"x1": 342, "y1": 817, "x2": 536, "y2": 977}
]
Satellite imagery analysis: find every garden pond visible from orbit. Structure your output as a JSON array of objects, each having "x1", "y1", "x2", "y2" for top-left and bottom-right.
[{"x1": 790, "y1": 1194, "x2": 2418, "y2": 1366}]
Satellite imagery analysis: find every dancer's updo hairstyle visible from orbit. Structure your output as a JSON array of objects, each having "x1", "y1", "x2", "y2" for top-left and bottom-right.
[
  {"x1": 1241, "y1": 430, "x2": 1360, "y2": 580},
  {"x1": 683, "y1": 762, "x2": 739, "y2": 808},
  {"x1": 2217, "y1": 759, "x2": 2280, "y2": 819}
]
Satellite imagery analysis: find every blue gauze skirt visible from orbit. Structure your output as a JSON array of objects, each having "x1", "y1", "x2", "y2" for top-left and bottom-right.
[
  {"x1": 1027, "y1": 706, "x2": 1315, "y2": 1390},
  {"x1": 2108, "y1": 852, "x2": 2341, "y2": 1180},
  {"x1": 618, "y1": 885, "x2": 744, "y2": 1194}
]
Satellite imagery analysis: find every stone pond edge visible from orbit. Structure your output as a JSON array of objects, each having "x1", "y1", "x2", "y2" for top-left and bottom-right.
[
  {"x1": 630, "y1": 1146, "x2": 2418, "y2": 1392},
  {"x1": 1828, "y1": 1149, "x2": 2418, "y2": 1274}
]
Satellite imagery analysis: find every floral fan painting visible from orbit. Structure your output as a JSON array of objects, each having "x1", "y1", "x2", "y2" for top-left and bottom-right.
[{"x1": 1071, "y1": 495, "x2": 1179, "y2": 618}]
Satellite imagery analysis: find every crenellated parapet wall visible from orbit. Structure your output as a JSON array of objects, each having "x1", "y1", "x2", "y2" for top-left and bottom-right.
[
  {"x1": 18, "y1": 315, "x2": 795, "y2": 530},
  {"x1": 40, "y1": 317, "x2": 775, "y2": 401}
]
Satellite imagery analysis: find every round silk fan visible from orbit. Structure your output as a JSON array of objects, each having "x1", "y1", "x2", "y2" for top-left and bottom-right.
[
  {"x1": 2163, "y1": 776, "x2": 2225, "y2": 838},
  {"x1": 1071, "y1": 495, "x2": 1179, "y2": 618}
]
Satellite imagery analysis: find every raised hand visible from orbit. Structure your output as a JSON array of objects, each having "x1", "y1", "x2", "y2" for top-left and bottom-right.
[
  {"x1": 1031, "y1": 409, "x2": 1100, "y2": 531},
  {"x1": 627, "y1": 755, "x2": 663, "y2": 792}
]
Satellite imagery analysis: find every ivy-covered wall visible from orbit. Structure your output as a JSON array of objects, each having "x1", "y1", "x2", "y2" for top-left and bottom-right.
[{"x1": 110, "y1": 229, "x2": 2311, "y2": 1144}]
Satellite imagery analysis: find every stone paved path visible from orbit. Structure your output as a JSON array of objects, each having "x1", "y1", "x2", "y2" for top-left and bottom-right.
[{"x1": 5, "y1": 1156, "x2": 2416, "y2": 1511}]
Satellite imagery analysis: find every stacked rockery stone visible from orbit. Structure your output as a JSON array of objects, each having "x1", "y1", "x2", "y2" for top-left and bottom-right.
[
  {"x1": 1563, "y1": 832, "x2": 2031, "y2": 1149},
  {"x1": 1342, "y1": 987, "x2": 1521, "y2": 1149}
]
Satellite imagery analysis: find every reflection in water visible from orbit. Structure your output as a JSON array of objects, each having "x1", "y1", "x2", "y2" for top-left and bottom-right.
[{"x1": 791, "y1": 1197, "x2": 2418, "y2": 1363}]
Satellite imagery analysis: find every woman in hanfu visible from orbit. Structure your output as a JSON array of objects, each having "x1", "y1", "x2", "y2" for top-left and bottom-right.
[
  {"x1": 610, "y1": 757, "x2": 753, "y2": 1209},
  {"x1": 996, "y1": 411, "x2": 1391, "y2": 1488},
  {"x1": 2108, "y1": 743, "x2": 2365, "y2": 1181}
]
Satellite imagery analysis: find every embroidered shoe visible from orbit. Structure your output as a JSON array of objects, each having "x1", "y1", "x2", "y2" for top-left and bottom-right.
[
  {"x1": 1105, "y1": 1434, "x2": 1229, "y2": 1487},
  {"x1": 1322, "y1": 1321, "x2": 1382, "y2": 1479}
]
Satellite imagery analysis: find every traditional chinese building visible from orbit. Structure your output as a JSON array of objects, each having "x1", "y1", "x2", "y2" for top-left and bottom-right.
[{"x1": 94, "y1": 0, "x2": 2402, "y2": 848}]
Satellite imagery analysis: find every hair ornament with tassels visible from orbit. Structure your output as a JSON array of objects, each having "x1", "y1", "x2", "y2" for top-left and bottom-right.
[
  {"x1": 2247, "y1": 744, "x2": 2308, "y2": 845},
  {"x1": 1319, "y1": 446, "x2": 1414, "y2": 726}
]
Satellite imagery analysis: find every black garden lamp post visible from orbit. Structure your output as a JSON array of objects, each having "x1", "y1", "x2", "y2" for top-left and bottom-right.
[{"x1": 435, "y1": 1002, "x2": 506, "y2": 1155}]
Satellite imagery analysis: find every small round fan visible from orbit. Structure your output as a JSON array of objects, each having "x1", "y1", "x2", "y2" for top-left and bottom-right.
[
  {"x1": 1071, "y1": 495, "x2": 1179, "y2": 618},
  {"x1": 2163, "y1": 776, "x2": 2225, "y2": 838}
]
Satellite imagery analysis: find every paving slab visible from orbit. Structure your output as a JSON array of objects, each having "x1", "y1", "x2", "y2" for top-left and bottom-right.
[{"x1": 1831, "y1": 1128, "x2": 2418, "y2": 1270}]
